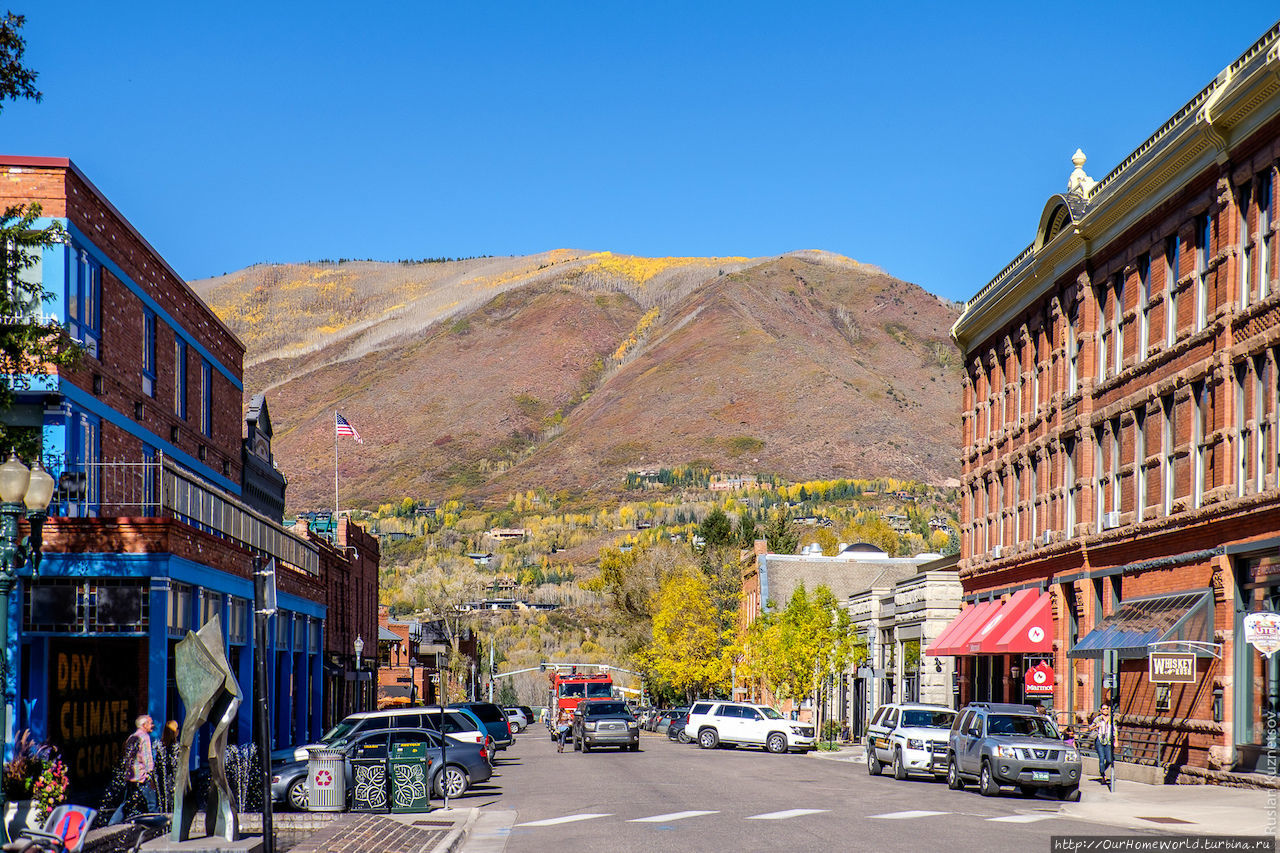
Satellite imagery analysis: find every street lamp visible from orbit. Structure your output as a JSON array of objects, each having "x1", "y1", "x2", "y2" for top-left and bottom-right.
[
  {"x1": 0, "y1": 453, "x2": 54, "y2": 831},
  {"x1": 408, "y1": 657, "x2": 419, "y2": 706},
  {"x1": 353, "y1": 635, "x2": 364, "y2": 712}
]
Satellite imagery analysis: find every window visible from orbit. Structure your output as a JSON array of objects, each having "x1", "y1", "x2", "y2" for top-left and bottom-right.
[
  {"x1": 1014, "y1": 343, "x2": 1023, "y2": 422},
  {"x1": 1262, "y1": 354, "x2": 1275, "y2": 492},
  {"x1": 1013, "y1": 465, "x2": 1022, "y2": 543},
  {"x1": 174, "y1": 337, "x2": 187, "y2": 420},
  {"x1": 1029, "y1": 457, "x2": 1039, "y2": 542},
  {"x1": 201, "y1": 359, "x2": 213, "y2": 437},
  {"x1": 1097, "y1": 282, "x2": 1110, "y2": 381},
  {"x1": 142, "y1": 309, "x2": 157, "y2": 397},
  {"x1": 1260, "y1": 175, "x2": 1273, "y2": 301},
  {"x1": 1094, "y1": 426, "x2": 1106, "y2": 531},
  {"x1": 1240, "y1": 182, "x2": 1254, "y2": 308},
  {"x1": 1065, "y1": 437, "x2": 1078, "y2": 533},
  {"x1": 1068, "y1": 305, "x2": 1079, "y2": 394},
  {"x1": 66, "y1": 410, "x2": 100, "y2": 517},
  {"x1": 1162, "y1": 394, "x2": 1177, "y2": 515},
  {"x1": 1138, "y1": 255, "x2": 1151, "y2": 360},
  {"x1": 4, "y1": 235, "x2": 44, "y2": 322},
  {"x1": 1195, "y1": 213, "x2": 1211, "y2": 332},
  {"x1": 1032, "y1": 334, "x2": 1041, "y2": 417},
  {"x1": 978, "y1": 483, "x2": 988, "y2": 554},
  {"x1": 1110, "y1": 416, "x2": 1122, "y2": 516},
  {"x1": 1193, "y1": 381, "x2": 1210, "y2": 508},
  {"x1": 1166, "y1": 234, "x2": 1181, "y2": 347},
  {"x1": 1134, "y1": 408, "x2": 1147, "y2": 519},
  {"x1": 1237, "y1": 361, "x2": 1250, "y2": 498},
  {"x1": 67, "y1": 248, "x2": 100, "y2": 358},
  {"x1": 994, "y1": 475, "x2": 1004, "y2": 549},
  {"x1": 1113, "y1": 273, "x2": 1124, "y2": 375}
]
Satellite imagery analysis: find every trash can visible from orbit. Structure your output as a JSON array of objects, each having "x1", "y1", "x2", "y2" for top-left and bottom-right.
[
  {"x1": 306, "y1": 748, "x2": 346, "y2": 812},
  {"x1": 389, "y1": 740, "x2": 433, "y2": 813},
  {"x1": 349, "y1": 742, "x2": 389, "y2": 813}
]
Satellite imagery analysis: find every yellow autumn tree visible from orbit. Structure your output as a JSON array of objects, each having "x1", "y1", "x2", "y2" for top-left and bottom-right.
[{"x1": 639, "y1": 569, "x2": 734, "y2": 704}]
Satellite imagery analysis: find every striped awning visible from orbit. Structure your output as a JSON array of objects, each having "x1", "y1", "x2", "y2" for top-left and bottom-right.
[{"x1": 1068, "y1": 590, "x2": 1213, "y2": 660}]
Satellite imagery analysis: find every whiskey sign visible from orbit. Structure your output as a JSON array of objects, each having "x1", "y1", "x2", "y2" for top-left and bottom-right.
[{"x1": 1148, "y1": 652, "x2": 1196, "y2": 683}]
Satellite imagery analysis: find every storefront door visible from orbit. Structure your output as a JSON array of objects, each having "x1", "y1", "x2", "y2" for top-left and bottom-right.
[{"x1": 1234, "y1": 556, "x2": 1280, "y2": 775}]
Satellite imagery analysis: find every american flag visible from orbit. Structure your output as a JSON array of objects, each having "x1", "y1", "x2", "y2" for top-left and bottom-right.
[{"x1": 335, "y1": 412, "x2": 363, "y2": 444}]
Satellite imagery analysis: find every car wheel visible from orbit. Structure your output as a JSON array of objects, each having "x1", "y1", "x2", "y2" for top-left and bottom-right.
[
  {"x1": 867, "y1": 746, "x2": 883, "y2": 776},
  {"x1": 434, "y1": 765, "x2": 468, "y2": 799},
  {"x1": 893, "y1": 749, "x2": 908, "y2": 780},
  {"x1": 677, "y1": 729, "x2": 691, "y2": 744},
  {"x1": 698, "y1": 728, "x2": 719, "y2": 749},
  {"x1": 979, "y1": 760, "x2": 1000, "y2": 797},
  {"x1": 287, "y1": 777, "x2": 309, "y2": 811},
  {"x1": 1058, "y1": 784, "x2": 1081, "y2": 802},
  {"x1": 946, "y1": 756, "x2": 965, "y2": 790},
  {"x1": 766, "y1": 733, "x2": 788, "y2": 755}
]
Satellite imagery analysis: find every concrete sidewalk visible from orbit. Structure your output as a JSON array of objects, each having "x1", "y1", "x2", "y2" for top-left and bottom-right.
[{"x1": 812, "y1": 745, "x2": 1278, "y2": 837}]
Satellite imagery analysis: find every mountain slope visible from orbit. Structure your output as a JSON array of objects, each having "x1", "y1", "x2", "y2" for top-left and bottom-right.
[{"x1": 191, "y1": 251, "x2": 962, "y2": 509}]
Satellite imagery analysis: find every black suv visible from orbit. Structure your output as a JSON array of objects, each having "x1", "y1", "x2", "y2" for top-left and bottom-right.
[
  {"x1": 572, "y1": 699, "x2": 640, "y2": 752},
  {"x1": 946, "y1": 702, "x2": 1082, "y2": 800}
]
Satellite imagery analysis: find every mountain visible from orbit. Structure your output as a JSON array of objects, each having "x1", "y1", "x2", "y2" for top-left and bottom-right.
[{"x1": 190, "y1": 250, "x2": 963, "y2": 510}]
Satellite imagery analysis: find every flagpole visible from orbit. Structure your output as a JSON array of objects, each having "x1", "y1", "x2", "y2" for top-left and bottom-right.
[{"x1": 334, "y1": 410, "x2": 340, "y2": 521}]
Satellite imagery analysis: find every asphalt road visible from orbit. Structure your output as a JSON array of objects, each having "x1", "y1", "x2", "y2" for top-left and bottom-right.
[{"x1": 459, "y1": 729, "x2": 1174, "y2": 853}]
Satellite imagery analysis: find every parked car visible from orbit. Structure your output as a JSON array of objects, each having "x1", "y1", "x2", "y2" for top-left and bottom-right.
[
  {"x1": 270, "y1": 726, "x2": 491, "y2": 810},
  {"x1": 504, "y1": 707, "x2": 528, "y2": 732},
  {"x1": 279, "y1": 707, "x2": 488, "y2": 764},
  {"x1": 655, "y1": 707, "x2": 688, "y2": 735},
  {"x1": 685, "y1": 700, "x2": 815, "y2": 754},
  {"x1": 865, "y1": 702, "x2": 956, "y2": 780},
  {"x1": 667, "y1": 711, "x2": 691, "y2": 744},
  {"x1": 571, "y1": 699, "x2": 640, "y2": 752},
  {"x1": 450, "y1": 702, "x2": 514, "y2": 751},
  {"x1": 946, "y1": 702, "x2": 1082, "y2": 800}
]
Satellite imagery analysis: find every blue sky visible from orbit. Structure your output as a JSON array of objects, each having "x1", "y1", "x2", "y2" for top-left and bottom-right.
[{"x1": 5, "y1": 2, "x2": 1279, "y2": 302}]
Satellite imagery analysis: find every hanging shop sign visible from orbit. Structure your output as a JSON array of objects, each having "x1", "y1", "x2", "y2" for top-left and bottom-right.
[
  {"x1": 1148, "y1": 652, "x2": 1196, "y2": 683},
  {"x1": 1024, "y1": 663, "x2": 1055, "y2": 695},
  {"x1": 1243, "y1": 612, "x2": 1280, "y2": 657}
]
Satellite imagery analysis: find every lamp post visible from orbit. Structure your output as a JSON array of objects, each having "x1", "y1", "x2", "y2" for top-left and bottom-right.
[
  {"x1": 408, "y1": 657, "x2": 419, "y2": 706},
  {"x1": 353, "y1": 635, "x2": 364, "y2": 712},
  {"x1": 0, "y1": 453, "x2": 54, "y2": 838}
]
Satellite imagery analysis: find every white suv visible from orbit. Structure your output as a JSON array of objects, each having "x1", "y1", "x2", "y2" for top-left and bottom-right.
[
  {"x1": 686, "y1": 700, "x2": 816, "y2": 754},
  {"x1": 865, "y1": 702, "x2": 955, "y2": 780}
]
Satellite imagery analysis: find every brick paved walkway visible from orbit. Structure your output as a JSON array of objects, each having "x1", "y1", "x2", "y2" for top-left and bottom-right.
[{"x1": 285, "y1": 814, "x2": 450, "y2": 853}]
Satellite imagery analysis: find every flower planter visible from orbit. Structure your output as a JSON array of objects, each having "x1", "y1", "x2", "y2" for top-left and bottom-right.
[{"x1": 5, "y1": 799, "x2": 43, "y2": 836}]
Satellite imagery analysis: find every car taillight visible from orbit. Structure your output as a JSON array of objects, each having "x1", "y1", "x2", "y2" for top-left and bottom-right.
[{"x1": 480, "y1": 744, "x2": 488, "y2": 760}]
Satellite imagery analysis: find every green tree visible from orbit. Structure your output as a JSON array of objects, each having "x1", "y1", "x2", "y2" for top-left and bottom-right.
[
  {"x1": 736, "y1": 511, "x2": 759, "y2": 548},
  {"x1": 0, "y1": 13, "x2": 79, "y2": 455},
  {"x1": 698, "y1": 506, "x2": 734, "y2": 550},
  {"x1": 763, "y1": 509, "x2": 799, "y2": 554}
]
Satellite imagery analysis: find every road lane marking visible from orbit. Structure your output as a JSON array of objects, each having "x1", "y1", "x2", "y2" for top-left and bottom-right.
[
  {"x1": 746, "y1": 809, "x2": 828, "y2": 820},
  {"x1": 629, "y1": 811, "x2": 720, "y2": 823},
  {"x1": 868, "y1": 810, "x2": 950, "y2": 819},
  {"x1": 987, "y1": 814, "x2": 1058, "y2": 823},
  {"x1": 515, "y1": 813, "x2": 613, "y2": 827}
]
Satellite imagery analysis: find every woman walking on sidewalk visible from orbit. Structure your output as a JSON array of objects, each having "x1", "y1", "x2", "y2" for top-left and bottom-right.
[{"x1": 1091, "y1": 704, "x2": 1114, "y2": 784}]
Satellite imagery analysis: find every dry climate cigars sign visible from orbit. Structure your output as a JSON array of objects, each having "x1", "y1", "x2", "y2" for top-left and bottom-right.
[
  {"x1": 1148, "y1": 652, "x2": 1196, "y2": 683},
  {"x1": 48, "y1": 638, "x2": 143, "y2": 786}
]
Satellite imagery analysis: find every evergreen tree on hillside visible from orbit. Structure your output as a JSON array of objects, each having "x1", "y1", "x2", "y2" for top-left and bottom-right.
[{"x1": 698, "y1": 506, "x2": 734, "y2": 550}]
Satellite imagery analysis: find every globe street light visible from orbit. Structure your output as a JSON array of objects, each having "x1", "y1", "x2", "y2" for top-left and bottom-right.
[
  {"x1": 0, "y1": 453, "x2": 54, "y2": 829},
  {"x1": 353, "y1": 635, "x2": 364, "y2": 712},
  {"x1": 408, "y1": 657, "x2": 419, "y2": 706}
]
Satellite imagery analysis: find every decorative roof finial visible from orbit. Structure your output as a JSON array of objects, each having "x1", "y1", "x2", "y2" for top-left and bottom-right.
[{"x1": 1067, "y1": 148, "x2": 1096, "y2": 197}]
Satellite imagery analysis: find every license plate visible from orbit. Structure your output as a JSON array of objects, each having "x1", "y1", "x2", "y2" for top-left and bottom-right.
[{"x1": 1032, "y1": 771, "x2": 1050, "y2": 782}]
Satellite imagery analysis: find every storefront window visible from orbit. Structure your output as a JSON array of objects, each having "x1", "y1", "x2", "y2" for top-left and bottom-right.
[
  {"x1": 902, "y1": 639, "x2": 920, "y2": 703},
  {"x1": 1235, "y1": 555, "x2": 1280, "y2": 775}
]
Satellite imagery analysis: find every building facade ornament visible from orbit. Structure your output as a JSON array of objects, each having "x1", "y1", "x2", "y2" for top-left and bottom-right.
[{"x1": 1067, "y1": 148, "x2": 1096, "y2": 197}]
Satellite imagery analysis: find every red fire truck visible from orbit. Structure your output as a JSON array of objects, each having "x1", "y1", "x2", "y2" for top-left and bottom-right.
[{"x1": 545, "y1": 666, "x2": 613, "y2": 728}]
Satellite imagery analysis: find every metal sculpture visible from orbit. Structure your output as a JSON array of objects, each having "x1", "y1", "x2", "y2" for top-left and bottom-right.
[{"x1": 172, "y1": 615, "x2": 243, "y2": 841}]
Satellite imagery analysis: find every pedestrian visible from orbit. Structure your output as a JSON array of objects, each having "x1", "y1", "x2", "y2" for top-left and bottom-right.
[
  {"x1": 109, "y1": 714, "x2": 158, "y2": 825},
  {"x1": 153, "y1": 720, "x2": 180, "y2": 813},
  {"x1": 1091, "y1": 704, "x2": 1114, "y2": 784},
  {"x1": 1062, "y1": 725, "x2": 1076, "y2": 748},
  {"x1": 556, "y1": 708, "x2": 572, "y2": 753}
]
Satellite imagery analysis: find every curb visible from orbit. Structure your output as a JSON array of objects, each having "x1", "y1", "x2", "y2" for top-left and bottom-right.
[{"x1": 428, "y1": 808, "x2": 480, "y2": 853}]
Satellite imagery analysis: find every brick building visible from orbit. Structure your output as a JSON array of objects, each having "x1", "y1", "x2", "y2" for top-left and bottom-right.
[
  {"x1": 0, "y1": 156, "x2": 378, "y2": 791},
  {"x1": 940, "y1": 21, "x2": 1280, "y2": 782}
]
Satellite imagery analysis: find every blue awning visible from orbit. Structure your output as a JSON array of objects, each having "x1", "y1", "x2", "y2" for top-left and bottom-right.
[{"x1": 1068, "y1": 590, "x2": 1213, "y2": 660}]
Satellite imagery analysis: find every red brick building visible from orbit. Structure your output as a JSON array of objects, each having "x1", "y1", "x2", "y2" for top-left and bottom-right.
[
  {"x1": 943, "y1": 22, "x2": 1280, "y2": 782},
  {"x1": 0, "y1": 156, "x2": 378, "y2": 790}
]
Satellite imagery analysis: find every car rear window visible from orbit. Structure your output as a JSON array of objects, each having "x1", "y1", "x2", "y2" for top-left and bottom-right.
[
  {"x1": 901, "y1": 710, "x2": 955, "y2": 729},
  {"x1": 461, "y1": 704, "x2": 504, "y2": 723},
  {"x1": 690, "y1": 702, "x2": 713, "y2": 715}
]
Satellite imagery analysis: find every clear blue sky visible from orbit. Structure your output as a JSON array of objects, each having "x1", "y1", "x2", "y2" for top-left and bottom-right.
[{"x1": 5, "y1": 2, "x2": 1279, "y2": 302}]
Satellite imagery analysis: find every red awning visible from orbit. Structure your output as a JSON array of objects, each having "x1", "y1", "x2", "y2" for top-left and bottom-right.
[
  {"x1": 993, "y1": 590, "x2": 1053, "y2": 654},
  {"x1": 926, "y1": 599, "x2": 1000, "y2": 656},
  {"x1": 968, "y1": 588, "x2": 1038, "y2": 654}
]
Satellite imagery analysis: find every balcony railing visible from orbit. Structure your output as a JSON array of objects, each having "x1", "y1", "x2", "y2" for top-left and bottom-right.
[{"x1": 51, "y1": 452, "x2": 319, "y2": 576}]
